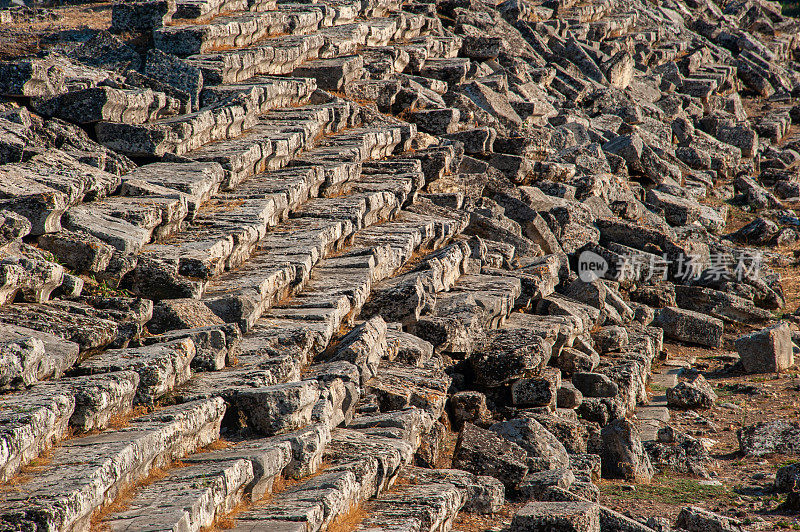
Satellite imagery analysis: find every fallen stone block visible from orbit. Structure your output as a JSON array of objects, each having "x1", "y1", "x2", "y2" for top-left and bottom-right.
[
  {"x1": 453, "y1": 422, "x2": 528, "y2": 489},
  {"x1": 675, "y1": 506, "x2": 744, "y2": 532},
  {"x1": 601, "y1": 418, "x2": 653, "y2": 482},
  {"x1": 652, "y1": 307, "x2": 723, "y2": 348},
  {"x1": 511, "y1": 501, "x2": 600, "y2": 532},
  {"x1": 666, "y1": 374, "x2": 717, "y2": 409},
  {"x1": 739, "y1": 419, "x2": 800, "y2": 457},
  {"x1": 735, "y1": 322, "x2": 794, "y2": 374},
  {"x1": 490, "y1": 417, "x2": 569, "y2": 473},
  {"x1": 111, "y1": 0, "x2": 176, "y2": 31},
  {"x1": 511, "y1": 368, "x2": 561, "y2": 408}
]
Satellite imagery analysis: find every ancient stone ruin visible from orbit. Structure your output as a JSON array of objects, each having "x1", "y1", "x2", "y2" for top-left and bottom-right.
[{"x1": 0, "y1": 0, "x2": 799, "y2": 529}]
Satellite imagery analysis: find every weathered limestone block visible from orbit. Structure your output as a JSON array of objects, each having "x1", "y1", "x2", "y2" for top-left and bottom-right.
[
  {"x1": 112, "y1": 0, "x2": 176, "y2": 31},
  {"x1": 0, "y1": 58, "x2": 66, "y2": 98},
  {"x1": 32, "y1": 86, "x2": 173, "y2": 125},
  {"x1": 512, "y1": 501, "x2": 600, "y2": 532},
  {"x1": 601, "y1": 418, "x2": 653, "y2": 482},
  {"x1": 0, "y1": 383, "x2": 74, "y2": 482},
  {"x1": 330, "y1": 316, "x2": 389, "y2": 384},
  {"x1": 0, "y1": 323, "x2": 80, "y2": 383},
  {"x1": 490, "y1": 417, "x2": 569, "y2": 473},
  {"x1": 77, "y1": 338, "x2": 196, "y2": 404},
  {"x1": 399, "y1": 465, "x2": 504, "y2": 513},
  {"x1": 453, "y1": 422, "x2": 529, "y2": 489},
  {"x1": 735, "y1": 322, "x2": 794, "y2": 374},
  {"x1": 366, "y1": 361, "x2": 450, "y2": 418},
  {"x1": 652, "y1": 307, "x2": 723, "y2": 348},
  {"x1": 0, "y1": 398, "x2": 225, "y2": 532}
]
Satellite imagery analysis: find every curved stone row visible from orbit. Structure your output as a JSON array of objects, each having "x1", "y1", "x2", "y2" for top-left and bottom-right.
[{"x1": 0, "y1": 0, "x2": 799, "y2": 528}]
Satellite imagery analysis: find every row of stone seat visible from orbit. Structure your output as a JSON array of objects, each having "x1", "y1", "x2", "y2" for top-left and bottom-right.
[
  {"x1": 185, "y1": 14, "x2": 443, "y2": 85},
  {"x1": 0, "y1": 198, "x2": 479, "y2": 531},
  {"x1": 153, "y1": 0, "x2": 425, "y2": 57},
  {"x1": 0, "y1": 145, "x2": 458, "y2": 495}
]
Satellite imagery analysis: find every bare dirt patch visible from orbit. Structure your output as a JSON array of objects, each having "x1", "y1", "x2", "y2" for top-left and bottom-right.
[{"x1": 0, "y1": 3, "x2": 112, "y2": 59}]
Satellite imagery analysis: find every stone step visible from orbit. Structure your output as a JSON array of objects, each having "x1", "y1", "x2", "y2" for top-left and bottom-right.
[
  {"x1": 398, "y1": 465, "x2": 504, "y2": 515},
  {"x1": 121, "y1": 161, "x2": 224, "y2": 219},
  {"x1": 174, "y1": 0, "x2": 255, "y2": 21},
  {"x1": 411, "y1": 272, "x2": 524, "y2": 359},
  {"x1": 361, "y1": 238, "x2": 472, "y2": 326},
  {"x1": 0, "y1": 244, "x2": 66, "y2": 307},
  {"x1": 228, "y1": 408, "x2": 431, "y2": 531},
  {"x1": 31, "y1": 86, "x2": 179, "y2": 125},
  {"x1": 292, "y1": 54, "x2": 365, "y2": 91},
  {"x1": 0, "y1": 398, "x2": 225, "y2": 532},
  {"x1": 141, "y1": 322, "x2": 241, "y2": 371},
  {"x1": 189, "y1": 34, "x2": 324, "y2": 84},
  {"x1": 174, "y1": 211, "x2": 464, "y2": 439},
  {"x1": 178, "y1": 359, "x2": 359, "y2": 436},
  {"x1": 124, "y1": 110, "x2": 383, "y2": 301},
  {"x1": 511, "y1": 501, "x2": 600, "y2": 532},
  {"x1": 182, "y1": 7, "x2": 430, "y2": 83},
  {"x1": 0, "y1": 371, "x2": 138, "y2": 482},
  {"x1": 181, "y1": 376, "x2": 322, "y2": 435},
  {"x1": 96, "y1": 96, "x2": 253, "y2": 158},
  {"x1": 63, "y1": 192, "x2": 189, "y2": 256},
  {"x1": 0, "y1": 322, "x2": 80, "y2": 387},
  {"x1": 0, "y1": 302, "x2": 121, "y2": 353},
  {"x1": 356, "y1": 482, "x2": 466, "y2": 532},
  {"x1": 154, "y1": 8, "x2": 324, "y2": 57},
  {"x1": 77, "y1": 337, "x2": 196, "y2": 405},
  {"x1": 128, "y1": 123, "x2": 404, "y2": 303},
  {"x1": 101, "y1": 458, "x2": 253, "y2": 532},
  {"x1": 99, "y1": 434, "x2": 295, "y2": 532}
]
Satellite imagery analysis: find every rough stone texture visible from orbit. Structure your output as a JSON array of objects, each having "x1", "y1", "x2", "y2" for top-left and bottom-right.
[
  {"x1": 453, "y1": 422, "x2": 529, "y2": 489},
  {"x1": 652, "y1": 307, "x2": 723, "y2": 348},
  {"x1": 739, "y1": 420, "x2": 800, "y2": 457},
  {"x1": 0, "y1": 0, "x2": 798, "y2": 525},
  {"x1": 601, "y1": 419, "x2": 654, "y2": 482},
  {"x1": 511, "y1": 501, "x2": 600, "y2": 532},
  {"x1": 666, "y1": 374, "x2": 717, "y2": 409},
  {"x1": 735, "y1": 322, "x2": 794, "y2": 374}
]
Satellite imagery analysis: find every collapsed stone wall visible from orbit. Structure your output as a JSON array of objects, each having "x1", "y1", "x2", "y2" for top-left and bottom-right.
[{"x1": 0, "y1": 0, "x2": 799, "y2": 529}]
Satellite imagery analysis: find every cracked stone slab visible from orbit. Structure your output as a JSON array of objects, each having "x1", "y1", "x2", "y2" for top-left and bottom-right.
[
  {"x1": 0, "y1": 398, "x2": 225, "y2": 532},
  {"x1": 77, "y1": 337, "x2": 196, "y2": 404}
]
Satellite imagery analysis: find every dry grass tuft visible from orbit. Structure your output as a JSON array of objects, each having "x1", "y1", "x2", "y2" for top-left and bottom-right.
[
  {"x1": 91, "y1": 459, "x2": 187, "y2": 530},
  {"x1": 326, "y1": 503, "x2": 368, "y2": 532},
  {"x1": 105, "y1": 405, "x2": 150, "y2": 431},
  {"x1": 200, "y1": 462, "x2": 332, "y2": 530}
]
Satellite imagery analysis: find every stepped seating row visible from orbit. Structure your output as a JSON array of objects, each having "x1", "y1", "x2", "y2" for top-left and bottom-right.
[{"x1": 0, "y1": 201, "x2": 502, "y2": 532}]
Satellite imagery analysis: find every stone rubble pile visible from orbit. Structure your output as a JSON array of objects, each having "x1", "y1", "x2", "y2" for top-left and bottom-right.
[{"x1": 0, "y1": 0, "x2": 799, "y2": 528}]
